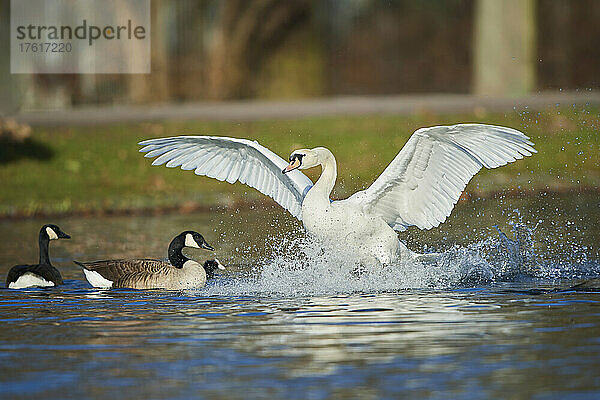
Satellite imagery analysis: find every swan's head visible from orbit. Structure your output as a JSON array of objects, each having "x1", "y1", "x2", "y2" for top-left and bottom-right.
[{"x1": 282, "y1": 148, "x2": 322, "y2": 173}]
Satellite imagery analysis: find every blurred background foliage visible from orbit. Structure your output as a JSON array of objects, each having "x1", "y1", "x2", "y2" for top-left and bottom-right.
[
  {"x1": 0, "y1": 0, "x2": 597, "y2": 216},
  {"x1": 1, "y1": 0, "x2": 599, "y2": 111}
]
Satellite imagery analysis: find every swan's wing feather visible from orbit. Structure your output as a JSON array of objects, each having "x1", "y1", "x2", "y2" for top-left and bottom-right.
[
  {"x1": 345, "y1": 124, "x2": 536, "y2": 231},
  {"x1": 139, "y1": 136, "x2": 313, "y2": 219}
]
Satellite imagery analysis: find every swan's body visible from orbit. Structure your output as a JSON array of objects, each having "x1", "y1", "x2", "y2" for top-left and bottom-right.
[
  {"x1": 295, "y1": 147, "x2": 408, "y2": 264},
  {"x1": 6, "y1": 224, "x2": 70, "y2": 289},
  {"x1": 76, "y1": 231, "x2": 224, "y2": 290},
  {"x1": 139, "y1": 124, "x2": 535, "y2": 265}
]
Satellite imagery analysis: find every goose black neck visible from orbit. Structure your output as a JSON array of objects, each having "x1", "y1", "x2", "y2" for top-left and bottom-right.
[
  {"x1": 168, "y1": 241, "x2": 188, "y2": 268},
  {"x1": 38, "y1": 229, "x2": 51, "y2": 265}
]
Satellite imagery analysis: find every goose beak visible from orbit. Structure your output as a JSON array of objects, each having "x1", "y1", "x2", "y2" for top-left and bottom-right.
[
  {"x1": 201, "y1": 242, "x2": 215, "y2": 251},
  {"x1": 283, "y1": 159, "x2": 301, "y2": 174},
  {"x1": 59, "y1": 231, "x2": 71, "y2": 239}
]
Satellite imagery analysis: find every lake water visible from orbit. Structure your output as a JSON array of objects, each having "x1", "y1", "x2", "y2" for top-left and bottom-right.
[{"x1": 1, "y1": 193, "x2": 599, "y2": 399}]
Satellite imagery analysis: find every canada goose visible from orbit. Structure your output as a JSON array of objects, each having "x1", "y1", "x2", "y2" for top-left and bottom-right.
[
  {"x1": 203, "y1": 258, "x2": 226, "y2": 280},
  {"x1": 5, "y1": 224, "x2": 71, "y2": 289},
  {"x1": 76, "y1": 231, "x2": 224, "y2": 290},
  {"x1": 139, "y1": 124, "x2": 535, "y2": 265}
]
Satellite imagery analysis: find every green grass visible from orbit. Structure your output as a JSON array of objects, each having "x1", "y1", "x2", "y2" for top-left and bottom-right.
[{"x1": 0, "y1": 108, "x2": 598, "y2": 217}]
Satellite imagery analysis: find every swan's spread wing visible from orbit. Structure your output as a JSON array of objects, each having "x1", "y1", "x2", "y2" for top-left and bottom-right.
[
  {"x1": 139, "y1": 136, "x2": 313, "y2": 219},
  {"x1": 345, "y1": 124, "x2": 536, "y2": 231}
]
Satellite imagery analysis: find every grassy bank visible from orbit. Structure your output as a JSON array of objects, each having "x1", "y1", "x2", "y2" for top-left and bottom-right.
[{"x1": 0, "y1": 108, "x2": 598, "y2": 217}]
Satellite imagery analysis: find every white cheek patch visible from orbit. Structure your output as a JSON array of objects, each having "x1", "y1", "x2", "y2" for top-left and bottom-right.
[
  {"x1": 215, "y1": 258, "x2": 226, "y2": 270},
  {"x1": 46, "y1": 227, "x2": 58, "y2": 240},
  {"x1": 185, "y1": 234, "x2": 200, "y2": 249},
  {"x1": 82, "y1": 269, "x2": 113, "y2": 288}
]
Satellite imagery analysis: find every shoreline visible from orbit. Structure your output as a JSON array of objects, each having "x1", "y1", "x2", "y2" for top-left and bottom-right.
[{"x1": 1, "y1": 186, "x2": 597, "y2": 221}]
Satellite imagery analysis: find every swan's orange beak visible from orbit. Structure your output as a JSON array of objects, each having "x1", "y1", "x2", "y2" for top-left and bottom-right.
[{"x1": 282, "y1": 158, "x2": 301, "y2": 173}]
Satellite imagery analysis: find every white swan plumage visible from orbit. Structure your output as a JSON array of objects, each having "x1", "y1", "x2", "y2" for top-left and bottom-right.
[
  {"x1": 139, "y1": 124, "x2": 535, "y2": 265},
  {"x1": 139, "y1": 136, "x2": 313, "y2": 219}
]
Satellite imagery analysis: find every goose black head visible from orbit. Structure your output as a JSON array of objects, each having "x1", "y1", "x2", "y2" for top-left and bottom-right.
[
  {"x1": 203, "y1": 258, "x2": 226, "y2": 279},
  {"x1": 170, "y1": 231, "x2": 214, "y2": 252},
  {"x1": 185, "y1": 231, "x2": 213, "y2": 251},
  {"x1": 41, "y1": 224, "x2": 71, "y2": 241},
  {"x1": 168, "y1": 231, "x2": 214, "y2": 268}
]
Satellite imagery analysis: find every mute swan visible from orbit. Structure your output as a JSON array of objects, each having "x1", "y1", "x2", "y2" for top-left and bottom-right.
[
  {"x1": 76, "y1": 231, "x2": 224, "y2": 289},
  {"x1": 139, "y1": 124, "x2": 535, "y2": 265},
  {"x1": 6, "y1": 224, "x2": 70, "y2": 289}
]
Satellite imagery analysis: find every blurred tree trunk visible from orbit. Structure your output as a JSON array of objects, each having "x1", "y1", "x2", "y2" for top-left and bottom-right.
[
  {"x1": 0, "y1": 0, "x2": 18, "y2": 115},
  {"x1": 206, "y1": 0, "x2": 310, "y2": 100},
  {"x1": 538, "y1": 0, "x2": 571, "y2": 88},
  {"x1": 128, "y1": 0, "x2": 170, "y2": 103},
  {"x1": 473, "y1": 0, "x2": 536, "y2": 95},
  {"x1": 548, "y1": 0, "x2": 571, "y2": 87},
  {"x1": 171, "y1": 1, "x2": 207, "y2": 100}
]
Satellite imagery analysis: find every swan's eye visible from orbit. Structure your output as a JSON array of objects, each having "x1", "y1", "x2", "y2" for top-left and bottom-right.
[{"x1": 290, "y1": 154, "x2": 304, "y2": 163}]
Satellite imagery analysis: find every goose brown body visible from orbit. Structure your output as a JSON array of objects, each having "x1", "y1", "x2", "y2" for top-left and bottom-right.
[
  {"x1": 76, "y1": 231, "x2": 224, "y2": 290},
  {"x1": 75, "y1": 259, "x2": 207, "y2": 290}
]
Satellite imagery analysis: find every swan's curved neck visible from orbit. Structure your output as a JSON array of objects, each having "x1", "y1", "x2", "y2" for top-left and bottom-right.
[{"x1": 312, "y1": 147, "x2": 337, "y2": 202}]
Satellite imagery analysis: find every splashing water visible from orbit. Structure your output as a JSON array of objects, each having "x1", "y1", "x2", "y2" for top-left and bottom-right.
[{"x1": 205, "y1": 213, "x2": 600, "y2": 296}]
